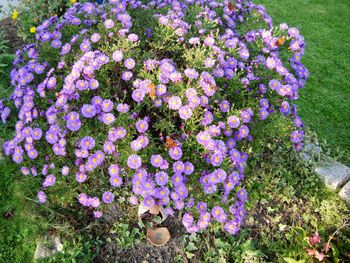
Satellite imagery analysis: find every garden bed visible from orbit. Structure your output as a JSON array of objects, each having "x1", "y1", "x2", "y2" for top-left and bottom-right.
[{"x1": 0, "y1": 1, "x2": 349, "y2": 262}]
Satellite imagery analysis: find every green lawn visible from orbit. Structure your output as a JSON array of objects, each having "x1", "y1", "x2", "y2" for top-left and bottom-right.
[{"x1": 257, "y1": 0, "x2": 350, "y2": 162}]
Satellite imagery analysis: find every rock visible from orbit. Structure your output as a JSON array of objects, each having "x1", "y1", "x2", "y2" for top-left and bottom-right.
[
  {"x1": 34, "y1": 235, "x2": 63, "y2": 260},
  {"x1": 301, "y1": 143, "x2": 322, "y2": 162},
  {"x1": 339, "y1": 181, "x2": 350, "y2": 204},
  {"x1": 315, "y1": 161, "x2": 350, "y2": 190}
]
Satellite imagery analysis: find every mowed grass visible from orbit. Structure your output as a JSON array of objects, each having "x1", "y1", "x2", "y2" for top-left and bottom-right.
[{"x1": 256, "y1": 0, "x2": 350, "y2": 161}]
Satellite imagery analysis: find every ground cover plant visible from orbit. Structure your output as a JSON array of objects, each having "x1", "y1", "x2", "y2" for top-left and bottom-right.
[{"x1": 0, "y1": 0, "x2": 349, "y2": 262}]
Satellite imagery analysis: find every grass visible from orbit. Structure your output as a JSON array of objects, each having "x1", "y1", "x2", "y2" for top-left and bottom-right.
[
  {"x1": 256, "y1": 0, "x2": 350, "y2": 163},
  {"x1": 0, "y1": 158, "x2": 47, "y2": 263}
]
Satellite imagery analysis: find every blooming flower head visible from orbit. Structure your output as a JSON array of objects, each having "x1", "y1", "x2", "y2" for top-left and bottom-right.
[
  {"x1": 136, "y1": 119, "x2": 148, "y2": 133},
  {"x1": 102, "y1": 191, "x2": 115, "y2": 204},
  {"x1": 108, "y1": 164, "x2": 120, "y2": 176},
  {"x1": 104, "y1": 19, "x2": 114, "y2": 29},
  {"x1": 127, "y1": 154, "x2": 142, "y2": 169},
  {"x1": 168, "y1": 96, "x2": 182, "y2": 110},
  {"x1": 81, "y1": 104, "x2": 97, "y2": 118},
  {"x1": 227, "y1": 116, "x2": 240, "y2": 128},
  {"x1": 38, "y1": 191, "x2": 46, "y2": 203},
  {"x1": 150, "y1": 154, "x2": 163, "y2": 168},
  {"x1": 110, "y1": 175, "x2": 123, "y2": 187},
  {"x1": 169, "y1": 146, "x2": 183, "y2": 160},
  {"x1": 112, "y1": 50, "x2": 123, "y2": 62},
  {"x1": 43, "y1": 174, "x2": 56, "y2": 187},
  {"x1": 62, "y1": 166, "x2": 69, "y2": 176},
  {"x1": 155, "y1": 171, "x2": 168, "y2": 186}
]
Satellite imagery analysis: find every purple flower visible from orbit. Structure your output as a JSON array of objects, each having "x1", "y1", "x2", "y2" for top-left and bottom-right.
[
  {"x1": 60, "y1": 43, "x2": 71, "y2": 55},
  {"x1": 136, "y1": 119, "x2": 148, "y2": 133},
  {"x1": 173, "y1": 161, "x2": 185, "y2": 174},
  {"x1": 80, "y1": 136, "x2": 95, "y2": 150},
  {"x1": 102, "y1": 191, "x2": 115, "y2": 204},
  {"x1": 100, "y1": 113, "x2": 115, "y2": 125},
  {"x1": 142, "y1": 196, "x2": 155, "y2": 208},
  {"x1": 51, "y1": 40, "x2": 62, "y2": 49},
  {"x1": 101, "y1": 99, "x2": 114, "y2": 112},
  {"x1": 108, "y1": 164, "x2": 120, "y2": 176},
  {"x1": 211, "y1": 206, "x2": 227, "y2": 223},
  {"x1": 115, "y1": 127, "x2": 126, "y2": 139},
  {"x1": 93, "y1": 211, "x2": 103, "y2": 218},
  {"x1": 172, "y1": 174, "x2": 184, "y2": 186},
  {"x1": 269, "y1": 79, "x2": 280, "y2": 90},
  {"x1": 132, "y1": 89, "x2": 145, "y2": 102},
  {"x1": 150, "y1": 154, "x2": 163, "y2": 168},
  {"x1": 91, "y1": 33, "x2": 101, "y2": 43},
  {"x1": 210, "y1": 152, "x2": 223, "y2": 167},
  {"x1": 224, "y1": 220, "x2": 239, "y2": 235},
  {"x1": 127, "y1": 154, "x2": 142, "y2": 169},
  {"x1": 155, "y1": 171, "x2": 168, "y2": 186},
  {"x1": 129, "y1": 195, "x2": 138, "y2": 205},
  {"x1": 168, "y1": 96, "x2": 182, "y2": 110},
  {"x1": 80, "y1": 41, "x2": 91, "y2": 53},
  {"x1": 182, "y1": 213, "x2": 194, "y2": 228},
  {"x1": 78, "y1": 193, "x2": 89, "y2": 206},
  {"x1": 178, "y1": 105, "x2": 193, "y2": 120},
  {"x1": 124, "y1": 58, "x2": 136, "y2": 69},
  {"x1": 76, "y1": 172, "x2": 87, "y2": 183},
  {"x1": 259, "y1": 108, "x2": 268, "y2": 120},
  {"x1": 220, "y1": 100, "x2": 230, "y2": 112},
  {"x1": 184, "y1": 68, "x2": 199, "y2": 79},
  {"x1": 183, "y1": 162, "x2": 194, "y2": 175},
  {"x1": 240, "y1": 110, "x2": 251, "y2": 123},
  {"x1": 66, "y1": 112, "x2": 81, "y2": 132},
  {"x1": 237, "y1": 188, "x2": 248, "y2": 202},
  {"x1": 117, "y1": 103, "x2": 129, "y2": 113},
  {"x1": 112, "y1": 50, "x2": 123, "y2": 62},
  {"x1": 37, "y1": 191, "x2": 46, "y2": 203},
  {"x1": 104, "y1": 19, "x2": 114, "y2": 29},
  {"x1": 227, "y1": 116, "x2": 240, "y2": 128},
  {"x1": 43, "y1": 174, "x2": 56, "y2": 187},
  {"x1": 81, "y1": 104, "x2": 96, "y2": 118},
  {"x1": 290, "y1": 130, "x2": 304, "y2": 143},
  {"x1": 90, "y1": 197, "x2": 101, "y2": 208},
  {"x1": 204, "y1": 36, "x2": 215, "y2": 46},
  {"x1": 62, "y1": 166, "x2": 69, "y2": 176},
  {"x1": 169, "y1": 147, "x2": 182, "y2": 160},
  {"x1": 110, "y1": 175, "x2": 123, "y2": 187},
  {"x1": 128, "y1": 33, "x2": 138, "y2": 42},
  {"x1": 103, "y1": 140, "x2": 115, "y2": 154}
]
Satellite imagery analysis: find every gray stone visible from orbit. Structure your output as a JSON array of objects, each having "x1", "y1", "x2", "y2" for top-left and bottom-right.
[
  {"x1": 339, "y1": 181, "x2": 350, "y2": 204},
  {"x1": 301, "y1": 143, "x2": 322, "y2": 161},
  {"x1": 315, "y1": 161, "x2": 350, "y2": 190},
  {"x1": 34, "y1": 235, "x2": 63, "y2": 260}
]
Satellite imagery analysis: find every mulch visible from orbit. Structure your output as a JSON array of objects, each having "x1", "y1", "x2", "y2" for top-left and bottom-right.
[{"x1": 0, "y1": 17, "x2": 23, "y2": 53}]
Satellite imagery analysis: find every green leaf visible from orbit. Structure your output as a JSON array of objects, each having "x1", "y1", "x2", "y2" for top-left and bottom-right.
[
  {"x1": 331, "y1": 243, "x2": 339, "y2": 263},
  {"x1": 293, "y1": 227, "x2": 306, "y2": 238},
  {"x1": 283, "y1": 258, "x2": 299, "y2": 263},
  {"x1": 186, "y1": 242, "x2": 198, "y2": 251},
  {"x1": 185, "y1": 252, "x2": 195, "y2": 259}
]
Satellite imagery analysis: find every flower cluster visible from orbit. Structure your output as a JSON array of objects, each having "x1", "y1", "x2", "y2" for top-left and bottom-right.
[{"x1": 0, "y1": 0, "x2": 308, "y2": 235}]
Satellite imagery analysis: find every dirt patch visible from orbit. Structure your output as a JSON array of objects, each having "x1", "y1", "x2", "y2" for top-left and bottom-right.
[
  {"x1": 97, "y1": 214, "x2": 187, "y2": 263},
  {"x1": 0, "y1": 17, "x2": 23, "y2": 53}
]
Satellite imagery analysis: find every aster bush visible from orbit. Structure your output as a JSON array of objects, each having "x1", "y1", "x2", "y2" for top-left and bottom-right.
[{"x1": 0, "y1": 0, "x2": 308, "y2": 236}]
